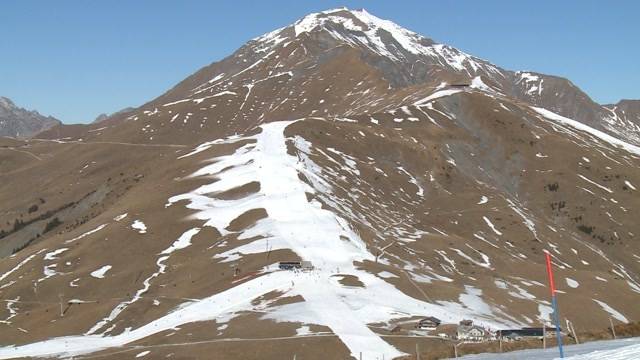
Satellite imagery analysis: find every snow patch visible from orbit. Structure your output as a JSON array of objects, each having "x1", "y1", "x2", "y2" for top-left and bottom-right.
[
  {"x1": 131, "y1": 220, "x2": 147, "y2": 234},
  {"x1": 43, "y1": 248, "x2": 68, "y2": 261},
  {"x1": 90, "y1": 265, "x2": 112, "y2": 279},
  {"x1": 565, "y1": 277, "x2": 579, "y2": 288}
]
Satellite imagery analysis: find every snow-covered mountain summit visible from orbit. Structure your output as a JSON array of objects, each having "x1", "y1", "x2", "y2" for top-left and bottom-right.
[
  {"x1": 250, "y1": 7, "x2": 502, "y2": 84},
  {"x1": 267, "y1": 8, "x2": 438, "y2": 60}
]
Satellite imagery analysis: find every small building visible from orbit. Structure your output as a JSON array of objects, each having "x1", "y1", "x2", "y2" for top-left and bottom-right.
[
  {"x1": 457, "y1": 320, "x2": 488, "y2": 342},
  {"x1": 416, "y1": 316, "x2": 441, "y2": 330},
  {"x1": 278, "y1": 261, "x2": 313, "y2": 271},
  {"x1": 279, "y1": 261, "x2": 301, "y2": 270},
  {"x1": 500, "y1": 331, "x2": 523, "y2": 341},
  {"x1": 457, "y1": 325, "x2": 487, "y2": 342},
  {"x1": 497, "y1": 327, "x2": 558, "y2": 341}
]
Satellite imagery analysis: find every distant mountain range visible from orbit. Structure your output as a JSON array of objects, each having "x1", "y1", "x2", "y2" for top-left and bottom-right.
[
  {"x1": 0, "y1": 96, "x2": 61, "y2": 138},
  {"x1": 93, "y1": 107, "x2": 135, "y2": 123}
]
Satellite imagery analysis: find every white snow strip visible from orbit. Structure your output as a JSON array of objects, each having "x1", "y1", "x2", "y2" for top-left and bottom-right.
[
  {"x1": 578, "y1": 174, "x2": 614, "y2": 194},
  {"x1": 593, "y1": 299, "x2": 628, "y2": 323},
  {"x1": 506, "y1": 199, "x2": 537, "y2": 238},
  {"x1": 176, "y1": 134, "x2": 247, "y2": 159},
  {"x1": 113, "y1": 213, "x2": 128, "y2": 221},
  {"x1": 532, "y1": 107, "x2": 640, "y2": 157},
  {"x1": 162, "y1": 99, "x2": 191, "y2": 107},
  {"x1": 483, "y1": 216, "x2": 502, "y2": 236},
  {"x1": 397, "y1": 166, "x2": 424, "y2": 196},
  {"x1": 68, "y1": 299, "x2": 92, "y2": 304},
  {"x1": 0, "y1": 254, "x2": 38, "y2": 283},
  {"x1": 473, "y1": 233, "x2": 499, "y2": 248},
  {"x1": 451, "y1": 248, "x2": 492, "y2": 269},
  {"x1": 414, "y1": 89, "x2": 462, "y2": 106},
  {"x1": 65, "y1": 224, "x2": 108, "y2": 244},
  {"x1": 208, "y1": 73, "x2": 225, "y2": 83},
  {"x1": 85, "y1": 228, "x2": 203, "y2": 335}
]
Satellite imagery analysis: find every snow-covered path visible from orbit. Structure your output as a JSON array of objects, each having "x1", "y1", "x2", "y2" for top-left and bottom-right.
[
  {"x1": 243, "y1": 121, "x2": 404, "y2": 359},
  {"x1": 455, "y1": 337, "x2": 640, "y2": 360}
]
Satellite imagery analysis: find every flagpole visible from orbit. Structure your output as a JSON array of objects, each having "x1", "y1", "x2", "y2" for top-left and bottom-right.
[{"x1": 545, "y1": 251, "x2": 564, "y2": 358}]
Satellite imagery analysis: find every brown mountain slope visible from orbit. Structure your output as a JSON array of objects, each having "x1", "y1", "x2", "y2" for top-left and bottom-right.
[{"x1": 0, "y1": 7, "x2": 639, "y2": 360}]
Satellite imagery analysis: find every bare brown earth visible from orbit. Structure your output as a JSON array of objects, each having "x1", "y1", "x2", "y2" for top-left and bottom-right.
[
  {"x1": 2, "y1": 91, "x2": 638, "y2": 358},
  {"x1": 1, "y1": 8, "x2": 639, "y2": 360}
]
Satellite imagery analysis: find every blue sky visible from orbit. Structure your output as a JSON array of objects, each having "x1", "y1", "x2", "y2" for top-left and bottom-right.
[{"x1": 1, "y1": 1, "x2": 638, "y2": 123}]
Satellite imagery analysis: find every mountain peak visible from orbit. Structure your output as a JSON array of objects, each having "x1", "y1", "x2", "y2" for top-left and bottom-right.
[
  {"x1": 0, "y1": 96, "x2": 16, "y2": 109},
  {"x1": 291, "y1": 8, "x2": 436, "y2": 60},
  {"x1": 251, "y1": 8, "x2": 436, "y2": 63},
  {"x1": 293, "y1": 8, "x2": 387, "y2": 35},
  {"x1": 0, "y1": 96, "x2": 61, "y2": 138},
  {"x1": 245, "y1": 7, "x2": 503, "y2": 87},
  {"x1": 154, "y1": 7, "x2": 504, "y2": 117}
]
